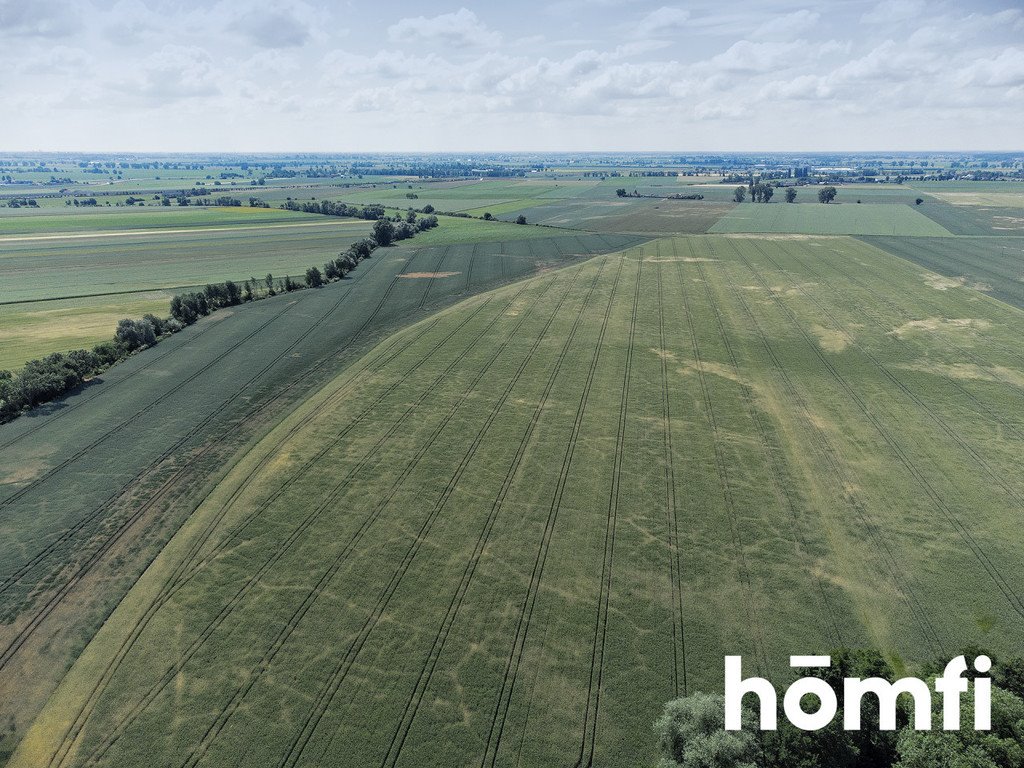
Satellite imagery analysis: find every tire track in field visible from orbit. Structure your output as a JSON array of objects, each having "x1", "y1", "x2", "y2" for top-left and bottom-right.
[
  {"x1": 50, "y1": 291, "x2": 507, "y2": 768},
  {"x1": 417, "y1": 245, "x2": 452, "y2": 309},
  {"x1": 574, "y1": 248, "x2": 642, "y2": 768},
  {"x1": 757, "y1": 241, "x2": 1024, "y2": 511},
  {"x1": 0, "y1": 300, "x2": 298, "y2": 511},
  {"x1": 675, "y1": 244, "x2": 770, "y2": 676},
  {"x1": 68, "y1": 288, "x2": 507, "y2": 768},
  {"x1": 480, "y1": 254, "x2": 626, "y2": 768},
  {"x1": 715, "y1": 238, "x2": 946, "y2": 653},
  {"x1": 0, "y1": 293, "x2": 337, "y2": 667},
  {"x1": 0, "y1": 251, "x2": 391, "y2": 454},
  {"x1": 0, "y1": 255, "x2": 406, "y2": 626},
  {"x1": 0, "y1": 318, "x2": 226, "y2": 453},
  {"x1": 43, "y1": 253, "x2": 477, "y2": 767},
  {"x1": 0, "y1": 273, "x2": 390, "y2": 602},
  {"x1": 684, "y1": 238, "x2": 844, "y2": 649},
  {"x1": 464, "y1": 243, "x2": 478, "y2": 291},
  {"x1": 273, "y1": 266, "x2": 599, "y2": 768},
  {"x1": 51, "y1": 231, "x2": 590, "y2": 726},
  {"x1": 803, "y1": 243, "x2": 1024, "y2": 426},
  {"x1": 655, "y1": 254, "x2": 687, "y2": 698},
  {"x1": 376, "y1": 262, "x2": 603, "y2": 768},
  {"x1": 745, "y1": 240, "x2": 1024, "y2": 621}
]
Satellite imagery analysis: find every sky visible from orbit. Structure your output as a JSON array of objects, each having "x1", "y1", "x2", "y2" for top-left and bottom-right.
[{"x1": 1, "y1": 0, "x2": 1022, "y2": 152}]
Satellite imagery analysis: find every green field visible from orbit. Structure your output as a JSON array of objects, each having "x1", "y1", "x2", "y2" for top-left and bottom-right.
[
  {"x1": 0, "y1": 206, "x2": 326, "y2": 235},
  {"x1": 10, "y1": 234, "x2": 1024, "y2": 767},
  {"x1": 0, "y1": 228, "x2": 643, "y2": 764},
  {"x1": 914, "y1": 199, "x2": 1024, "y2": 236},
  {"x1": 861, "y1": 235, "x2": 1024, "y2": 310},
  {"x1": 497, "y1": 198, "x2": 735, "y2": 234},
  {"x1": 709, "y1": 202, "x2": 953, "y2": 236}
]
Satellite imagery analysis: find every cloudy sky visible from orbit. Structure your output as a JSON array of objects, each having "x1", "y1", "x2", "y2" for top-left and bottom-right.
[{"x1": 1, "y1": 0, "x2": 1022, "y2": 152}]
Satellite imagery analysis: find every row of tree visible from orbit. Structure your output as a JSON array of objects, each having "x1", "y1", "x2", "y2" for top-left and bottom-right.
[
  {"x1": 281, "y1": 199, "x2": 387, "y2": 219},
  {"x1": 733, "y1": 185, "x2": 837, "y2": 203},
  {"x1": 0, "y1": 215, "x2": 440, "y2": 424},
  {"x1": 655, "y1": 646, "x2": 1024, "y2": 768}
]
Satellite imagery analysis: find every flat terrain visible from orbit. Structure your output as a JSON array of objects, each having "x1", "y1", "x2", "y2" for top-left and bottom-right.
[
  {"x1": 860, "y1": 236, "x2": 1024, "y2": 310},
  {"x1": 0, "y1": 212, "x2": 595, "y2": 369},
  {"x1": 496, "y1": 198, "x2": 734, "y2": 234},
  {"x1": 12, "y1": 234, "x2": 1024, "y2": 768},
  {"x1": 708, "y1": 202, "x2": 952, "y2": 236},
  {"x1": 0, "y1": 230, "x2": 641, "y2": 763},
  {"x1": 0, "y1": 207, "x2": 327, "y2": 236}
]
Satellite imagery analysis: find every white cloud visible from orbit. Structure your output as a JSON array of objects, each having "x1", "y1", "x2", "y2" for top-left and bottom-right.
[
  {"x1": 956, "y1": 47, "x2": 1024, "y2": 87},
  {"x1": 387, "y1": 8, "x2": 501, "y2": 47},
  {"x1": 861, "y1": 0, "x2": 926, "y2": 25},
  {"x1": 751, "y1": 10, "x2": 819, "y2": 40},
  {"x1": 633, "y1": 6, "x2": 690, "y2": 38},
  {"x1": 760, "y1": 74, "x2": 833, "y2": 101}
]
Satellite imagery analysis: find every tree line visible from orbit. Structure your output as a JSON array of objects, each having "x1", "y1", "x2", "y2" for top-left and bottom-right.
[
  {"x1": 0, "y1": 214, "x2": 439, "y2": 424},
  {"x1": 655, "y1": 645, "x2": 1024, "y2": 768},
  {"x1": 733, "y1": 185, "x2": 838, "y2": 204}
]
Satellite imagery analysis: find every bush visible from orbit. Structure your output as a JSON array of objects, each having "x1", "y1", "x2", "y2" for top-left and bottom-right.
[
  {"x1": 115, "y1": 318, "x2": 157, "y2": 351},
  {"x1": 655, "y1": 692, "x2": 760, "y2": 768},
  {"x1": 515, "y1": 215, "x2": 527, "y2": 224}
]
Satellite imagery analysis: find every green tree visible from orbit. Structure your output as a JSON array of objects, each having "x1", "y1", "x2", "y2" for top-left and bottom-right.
[
  {"x1": 895, "y1": 687, "x2": 1024, "y2": 768},
  {"x1": 734, "y1": 186, "x2": 746, "y2": 203},
  {"x1": 372, "y1": 217, "x2": 395, "y2": 246},
  {"x1": 305, "y1": 266, "x2": 324, "y2": 288},
  {"x1": 654, "y1": 692, "x2": 760, "y2": 768},
  {"x1": 818, "y1": 186, "x2": 838, "y2": 203},
  {"x1": 785, "y1": 188, "x2": 797, "y2": 203},
  {"x1": 515, "y1": 215, "x2": 527, "y2": 224}
]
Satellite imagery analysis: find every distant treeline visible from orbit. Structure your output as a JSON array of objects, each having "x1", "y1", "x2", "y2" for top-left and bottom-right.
[{"x1": 0, "y1": 213, "x2": 438, "y2": 424}]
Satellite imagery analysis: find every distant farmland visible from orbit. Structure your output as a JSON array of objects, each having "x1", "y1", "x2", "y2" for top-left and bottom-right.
[
  {"x1": 0, "y1": 214, "x2": 602, "y2": 369},
  {"x1": 15, "y1": 234, "x2": 1024, "y2": 768},
  {"x1": 708, "y1": 201, "x2": 952, "y2": 236}
]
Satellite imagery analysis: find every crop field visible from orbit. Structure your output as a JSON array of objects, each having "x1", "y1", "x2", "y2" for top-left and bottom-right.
[
  {"x1": 709, "y1": 202, "x2": 953, "y2": 236},
  {"x1": 915, "y1": 199, "x2": 1024, "y2": 235},
  {"x1": 861, "y1": 235, "x2": 1024, "y2": 310},
  {"x1": 0, "y1": 207, "x2": 326, "y2": 236},
  {"x1": 497, "y1": 198, "x2": 735, "y2": 234},
  {"x1": 11, "y1": 233, "x2": 1024, "y2": 768},
  {"x1": 1, "y1": 220, "x2": 379, "y2": 303},
  {"x1": 0, "y1": 229, "x2": 643, "y2": 763}
]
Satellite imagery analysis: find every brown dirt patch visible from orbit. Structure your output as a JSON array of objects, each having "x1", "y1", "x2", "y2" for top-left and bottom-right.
[{"x1": 398, "y1": 271, "x2": 461, "y2": 279}]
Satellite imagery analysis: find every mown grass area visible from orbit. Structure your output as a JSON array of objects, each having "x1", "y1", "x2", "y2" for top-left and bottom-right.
[
  {"x1": 709, "y1": 201, "x2": 952, "y2": 236},
  {"x1": 16, "y1": 234, "x2": 1024, "y2": 768},
  {"x1": 861, "y1": 235, "x2": 1024, "y2": 310},
  {"x1": 0, "y1": 206, "x2": 324, "y2": 235},
  {"x1": 0, "y1": 292, "x2": 175, "y2": 371}
]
